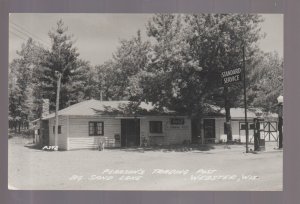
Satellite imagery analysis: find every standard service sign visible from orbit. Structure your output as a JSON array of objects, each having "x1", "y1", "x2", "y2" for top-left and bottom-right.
[{"x1": 221, "y1": 68, "x2": 242, "y2": 85}]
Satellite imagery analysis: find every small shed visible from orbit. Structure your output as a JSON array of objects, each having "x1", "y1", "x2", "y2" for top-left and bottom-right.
[{"x1": 201, "y1": 108, "x2": 278, "y2": 143}]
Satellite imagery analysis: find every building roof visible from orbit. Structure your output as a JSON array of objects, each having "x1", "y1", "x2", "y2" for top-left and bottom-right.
[
  {"x1": 220, "y1": 108, "x2": 257, "y2": 118},
  {"x1": 41, "y1": 99, "x2": 278, "y2": 120},
  {"x1": 42, "y1": 99, "x2": 171, "y2": 119},
  {"x1": 218, "y1": 108, "x2": 278, "y2": 119}
]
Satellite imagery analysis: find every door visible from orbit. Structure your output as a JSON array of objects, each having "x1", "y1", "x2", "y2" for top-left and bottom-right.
[
  {"x1": 121, "y1": 119, "x2": 140, "y2": 147},
  {"x1": 203, "y1": 119, "x2": 216, "y2": 142},
  {"x1": 41, "y1": 120, "x2": 49, "y2": 146},
  {"x1": 191, "y1": 118, "x2": 201, "y2": 143}
]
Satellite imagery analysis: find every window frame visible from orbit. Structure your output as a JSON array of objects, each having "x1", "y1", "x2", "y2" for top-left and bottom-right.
[
  {"x1": 249, "y1": 123, "x2": 255, "y2": 130},
  {"x1": 53, "y1": 125, "x2": 62, "y2": 134},
  {"x1": 89, "y1": 121, "x2": 104, "y2": 136},
  {"x1": 239, "y1": 122, "x2": 254, "y2": 130},
  {"x1": 149, "y1": 121, "x2": 163, "y2": 134}
]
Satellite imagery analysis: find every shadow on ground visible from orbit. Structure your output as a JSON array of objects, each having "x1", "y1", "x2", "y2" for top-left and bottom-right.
[{"x1": 116, "y1": 144, "x2": 216, "y2": 153}]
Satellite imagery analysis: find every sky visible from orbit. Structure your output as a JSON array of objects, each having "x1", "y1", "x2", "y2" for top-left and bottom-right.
[{"x1": 9, "y1": 13, "x2": 283, "y2": 66}]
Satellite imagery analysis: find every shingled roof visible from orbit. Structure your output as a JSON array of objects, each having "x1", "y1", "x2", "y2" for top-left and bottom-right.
[
  {"x1": 41, "y1": 99, "x2": 278, "y2": 120},
  {"x1": 42, "y1": 99, "x2": 173, "y2": 119}
]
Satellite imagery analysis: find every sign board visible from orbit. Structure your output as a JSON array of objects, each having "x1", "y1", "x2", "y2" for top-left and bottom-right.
[
  {"x1": 170, "y1": 118, "x2": 185, "y2": 125},
  {"x1": 221, "y1": 68, "x2": 242, "y2": 85}
]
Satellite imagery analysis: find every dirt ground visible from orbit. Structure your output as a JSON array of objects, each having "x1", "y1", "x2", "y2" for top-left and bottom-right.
[{"x1": 8, "y1": 137, "x2": 282, "y2": 191}]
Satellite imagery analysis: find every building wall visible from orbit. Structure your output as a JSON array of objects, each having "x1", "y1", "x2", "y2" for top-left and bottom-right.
[
  {"x1": 47, "y1": 115, "x2": 192, "y2": 150},
  {"x1": 215, "y1": 118, "x2": 255, "y2": 143},
  {"x1": 67, "y1": 116, "x2": 121, "y2": 150},
  {"x1": 48, "y1": 116, "x2": 68, "y2": 150},
  {"x1": 66, "y1": 115, "x2": 192, "y2": 149},
  {"x1": 202, "y1": 117, "x2": 278, "y2": 143},
  {"x1": 140, "y1": 116, "x2": 192, "y2": 145},
  {"x1": 201, "y1": 117, "x2": 256, "y2": 143}
]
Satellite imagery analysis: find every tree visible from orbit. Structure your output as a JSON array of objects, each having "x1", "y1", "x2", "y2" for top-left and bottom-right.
[
  {"x1": 94, "y1": 60, "x2": 117, "y2": 101},
  {"x1": 94, "y1": 30, "x2": 151, "y2": 101},
  {"x1": 247, "y1": 51, "x2": 283, "y2": 112},
  {"x1": 141, "y1": 14, "x2": 264, "y2": 141},
  {"x1": 183, "y1": 14, "x2": 264, "y2": 141},
  {"x1": 9, "y1": 38, "x2": 43, "y2": 131},
  {"x1": 144, "y1": 14, "x2": 202, "y2": 113},
  {"x1": 33, "y1": 20, "x2": 88, "y2": 115}
]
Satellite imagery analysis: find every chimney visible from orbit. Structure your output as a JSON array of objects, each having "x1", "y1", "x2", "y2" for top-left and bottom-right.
[{"x1": 41, "y1": 99, "x2": 50, "y2": 118}]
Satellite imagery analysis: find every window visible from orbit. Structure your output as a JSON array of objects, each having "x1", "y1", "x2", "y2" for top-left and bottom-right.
[
  {"x1": 149, "y1": 121, "x2": 163, "y2": 133},
  {"x1": 240, "y1": 123, "x2": 254, "y2": 130},
  {"x1": 89, "y1": 122, "x2": 104, "y2": 136},
  {"x1": 53, "y1": 126, "x2": 62, "y2": 134},
  {"x1": 240, "y1": 124, "x2": 246, "y2": 130}
]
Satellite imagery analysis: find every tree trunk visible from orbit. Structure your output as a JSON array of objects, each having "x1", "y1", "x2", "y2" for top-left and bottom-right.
[
  {"x1": 14, "y1": 121, "x2": 17, "y2": 133},
  {"x1": 278, "y1": 116, "x2": 283, "y2": 148},
  {"x1": 18, "y1": 121, "x2": 21, "y2": 133},
  {"x1": 224, "y1": 87, "x2": 232, "y2": 141}
]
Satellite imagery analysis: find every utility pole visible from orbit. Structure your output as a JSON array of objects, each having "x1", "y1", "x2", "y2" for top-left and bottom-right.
[
  {"x1": 54, "y1": 46, "x2": 61, "y2": 148},
  {"x1": 277, "y1": 95, "x2": 283, "y2": 149},
  {"x1": 54, "y1": 71, "x2": 62, "y2": 147},
  {"x1": 243, "y1": 45, "x2": 249, "y2": 153}
]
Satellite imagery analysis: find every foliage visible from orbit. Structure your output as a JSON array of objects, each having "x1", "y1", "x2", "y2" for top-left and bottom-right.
[
  {"x1": 9, "y1": 15, "x2": 283, "y2": 135},
  {"x1": 143, "y1": 14, "x2": 202, "y2": 114},
  {"x1": 247, "y1": 51, "x2": 283, "y2": 112},
  {"x1": 94, "y1": 30, "x2": 151, "y2": 101},
  {"x1": 9, "y1": 38, "x2": 43, "y2": 131},
  {"x1": 33, "y1": 20, "x2": 92, "y2": 115},
  {"x1": 183, "y1": 14, "x2": 264, "y2": 110}
]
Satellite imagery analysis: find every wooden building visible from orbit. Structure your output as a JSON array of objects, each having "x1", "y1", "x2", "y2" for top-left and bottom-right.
[
  {"x1": 200, "y1": 108, "x2": 278, "y2": 143},
  {"x1": 36, "y1": 99, "x2": 192, "y2": 150}
]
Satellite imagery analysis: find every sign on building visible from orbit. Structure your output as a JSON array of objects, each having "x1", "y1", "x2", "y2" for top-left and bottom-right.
[
  {"x1": 170, "y1": 118, "x2": 185, "y2": 125},
  {"x1": 221, "y1": 68, "x2": 242, "y2": 85}
]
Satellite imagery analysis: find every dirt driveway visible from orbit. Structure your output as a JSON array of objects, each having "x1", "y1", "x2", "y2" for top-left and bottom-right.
[{"x1": 8, "y1": 137, "x2": 282, "y2": 191}]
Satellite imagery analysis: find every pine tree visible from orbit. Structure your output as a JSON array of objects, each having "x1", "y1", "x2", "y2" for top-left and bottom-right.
[
  {"x1": 34, "y1": 20, "x2": 88, "y2": 114},
  {"x1": 9, "y1": 38, "x2": 42, "y2": 131}
]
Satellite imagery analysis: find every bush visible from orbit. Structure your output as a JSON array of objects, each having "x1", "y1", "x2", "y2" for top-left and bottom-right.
[{"x1": 8, "y1": 128, "x2": 34, "y2": 138}]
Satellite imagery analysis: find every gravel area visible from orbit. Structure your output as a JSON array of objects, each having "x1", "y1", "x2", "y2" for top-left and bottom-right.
[{"x1": 8, "y1": 137, "x2": 282, "y2": 191}]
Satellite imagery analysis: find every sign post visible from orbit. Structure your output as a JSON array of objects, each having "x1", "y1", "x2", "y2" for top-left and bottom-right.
[
  {"x1": 220, "y1": 47, "x2": 248, "y2": 153},
  {"x1": 220, "y1": 67, "x2": 242, "y2": 144},
  {"x1": 242, "y1": 46, "x2": 249, "y2": 153}
]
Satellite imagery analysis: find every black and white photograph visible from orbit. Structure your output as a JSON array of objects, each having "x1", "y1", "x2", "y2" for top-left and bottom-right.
[{"x1": 8, "y1": 13, "x2": 283, "y2": 191}]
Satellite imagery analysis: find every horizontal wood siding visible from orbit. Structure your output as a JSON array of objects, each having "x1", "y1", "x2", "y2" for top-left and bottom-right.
[
  {"x1": 68, "y1": 116, "x2": 121, "y2": 150},
  {"x1": 211, "y1": 118, "x2": 255, "y2": 142},
  {"x1": 67, "y1": 137, "x2": 118, "y2": 150},
  {"x1": 140, "y1": 116, "x2": 191, "y2": 145},
  {"x1": 48, "y1": 116, "x2": 68, "y2": 150}
]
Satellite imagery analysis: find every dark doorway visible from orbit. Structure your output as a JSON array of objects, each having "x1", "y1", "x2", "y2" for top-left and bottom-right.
[
  {"x1": 191, "y1": 118, "x2": 201, "y2": 143},
  {"x1": 121, "y1": 119, "x2": 140, "y2": 147},
  {"x1": 203, "y1": 119, "x2": 216, "y2": 143},
  {"x1": 41, "y1": 120, "x2": 49, "y2": 146}
]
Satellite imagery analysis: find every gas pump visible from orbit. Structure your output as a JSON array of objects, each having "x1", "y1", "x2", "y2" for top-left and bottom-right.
[{"x1": 254, "y1": 117, "x2": 265, "y2": 151}]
